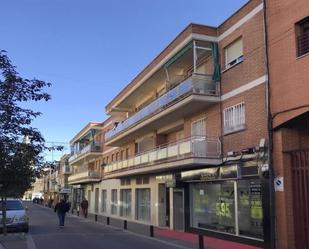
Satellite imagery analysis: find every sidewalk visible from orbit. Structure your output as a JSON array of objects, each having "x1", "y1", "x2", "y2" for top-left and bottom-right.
[{"x1": 0, "y1": 234, "x2": 28, "y2": 249}]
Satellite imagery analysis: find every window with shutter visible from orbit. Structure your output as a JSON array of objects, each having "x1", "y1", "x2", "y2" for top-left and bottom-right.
[{"x1": 225, "y1": 38, "x2": 243, "y2": 69}]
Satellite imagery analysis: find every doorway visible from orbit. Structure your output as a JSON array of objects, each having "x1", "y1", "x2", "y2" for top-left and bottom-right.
[
  {"x1": 290, "y1": 149, "x2": 309, "y2": 249},
  {"x1": 158, "y1": 184, "x2": 170, "y2": 227},
  {"x1": 173, "y1": 188, "x2": 184, "y2": 230}
]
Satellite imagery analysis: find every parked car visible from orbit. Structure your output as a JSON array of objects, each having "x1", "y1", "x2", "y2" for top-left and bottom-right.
[{"x1": 0, "y1": 199, "x2": 29, "y2": 233}]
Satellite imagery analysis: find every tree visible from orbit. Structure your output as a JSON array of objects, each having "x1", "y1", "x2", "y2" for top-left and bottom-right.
[{"x1": 0, "y1": 50, "x2": 53, "y2": 234}]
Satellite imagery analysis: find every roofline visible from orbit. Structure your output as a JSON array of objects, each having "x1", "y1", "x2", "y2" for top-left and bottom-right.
[
  {"x1": 105, "y1": 23, "x2": 217, "y2": 112},
  {"x1": 69, "y1": 122, "x2": 102, "y2": 144},
  {"x1": 218, "y1": 0, "x2": 252, "y2": 29},
  {"x1": 105, "y1": 0, "x2": 259, "y2": 113}
]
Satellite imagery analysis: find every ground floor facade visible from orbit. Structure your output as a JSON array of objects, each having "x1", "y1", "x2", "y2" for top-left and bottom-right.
[{"x1": 80, "y1": 149, "x2": 268, "y2": 248}]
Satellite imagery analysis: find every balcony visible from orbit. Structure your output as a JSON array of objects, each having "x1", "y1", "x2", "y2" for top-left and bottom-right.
[
  {"x1": 104, "y1": 136, "x2": 221, "y2": 178},
  {"x1": 69, "y1": 143, "x2": 102, "y2": 165},
  {"x1": 62, "y1": 165, "x2": 72, "y2": 174},
  {"x1": 68, "y1": 169, "x2": 101, "y2": 185},
  {"x1": 105, "y1": 73, "x2": 220, "y2": 146}
]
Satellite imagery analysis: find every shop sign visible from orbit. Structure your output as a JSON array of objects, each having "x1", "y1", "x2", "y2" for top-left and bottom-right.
[
  {"x1": 200, "y1": 168, "x2": 220, "y2": 181},
  {"x1": 181, "y1": 165, "x2": 238, "y2": 182},
  {"x1": 60, "y1": 188, "x2": 71, "y2": 194},
  {"x1": 220, "y1": 165, "x2": 239, "y2": 179}
]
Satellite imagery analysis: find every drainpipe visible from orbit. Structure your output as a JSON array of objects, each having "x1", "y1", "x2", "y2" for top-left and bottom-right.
[{"x1": 262, "y1": 1, "x2": 276, "y2": 248}]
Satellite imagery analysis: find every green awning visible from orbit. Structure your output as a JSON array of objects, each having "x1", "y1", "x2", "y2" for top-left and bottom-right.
[{"x1": 164, "y1": 43, "x2": 193, "y2": 69}]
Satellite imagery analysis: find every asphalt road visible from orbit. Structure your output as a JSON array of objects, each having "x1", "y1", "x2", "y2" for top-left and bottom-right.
[{"x1": 26, "y1": 202, "x2": 189, "y2": 249}]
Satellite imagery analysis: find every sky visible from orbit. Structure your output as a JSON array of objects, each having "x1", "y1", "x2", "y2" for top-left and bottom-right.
[{"x1": 0, "y1": 0, "x2": 248, "y2": 158}]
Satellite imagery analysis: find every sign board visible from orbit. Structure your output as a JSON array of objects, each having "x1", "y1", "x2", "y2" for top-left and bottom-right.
[{"x1": 274, "y1": 176, "x2": 284, "y2": 192}]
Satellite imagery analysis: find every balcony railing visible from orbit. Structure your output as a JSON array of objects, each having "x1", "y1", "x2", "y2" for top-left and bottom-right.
[
  {"x1": 68, "y1": 170, "x2": 101, "y2": 183},
  {"x1": 69, "y1": 142, "x2": 102, "y2": 163},
  {"x1": 104, "y1": 136, "x2": 221, "y2": 174},
  {"x1": 297, "y1": 32, "x2": 309, "y2": 57},
  {"x1": 105, "y1": 73, "x2": 219, "y2": 141}
]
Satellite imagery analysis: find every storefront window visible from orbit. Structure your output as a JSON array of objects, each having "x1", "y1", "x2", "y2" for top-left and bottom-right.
[
  {"x1": 136, "y1": 188, "x2": 150, "y2": 222},
  {"x1": 190, "y1": 179, "x2": 264, "y2": 240},
  {"x1": 238, "y1": 179, "x2": 263, "y2": 239},
  {"x1": 190, "y1": 182, "x2": 235, "y2": 234},
  {"x1": 120, "y1": 189, "x2": 131, "y2": 218},
  {"x1": 111, "y1": 189, "x2": 117, "y2": 215}
]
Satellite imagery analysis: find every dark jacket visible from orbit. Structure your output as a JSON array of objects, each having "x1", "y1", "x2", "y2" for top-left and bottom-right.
[
  {"x1": 54, "y1": 201, "x2": 70, "y2": 214},
  {"x1": 81, "y1": 200, "x2": 88, "y2": 209}
]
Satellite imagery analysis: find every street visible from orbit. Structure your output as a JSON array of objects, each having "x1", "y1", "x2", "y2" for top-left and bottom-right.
[{"x1": 0, "y1": 202, "x2": 191, "y2": 249}]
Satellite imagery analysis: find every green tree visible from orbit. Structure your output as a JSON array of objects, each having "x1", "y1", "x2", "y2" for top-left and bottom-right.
[{"x1": 0, "y1": 50, "x2": 54, "y2": 234}]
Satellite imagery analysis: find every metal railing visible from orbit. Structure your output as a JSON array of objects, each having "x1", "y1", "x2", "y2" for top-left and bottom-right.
[
  {"x1": 297, "y1": 32, "x2": 309, "y2": 57},
  {"x1": 105, "y1": 73, "x2": 219, "y2": 141},
  {"x1": 69, "y1": 142, "x2": 102, "y2": 162},
  {"x1": 104, "y1": 136, "x2": 221, "y2": 174}
]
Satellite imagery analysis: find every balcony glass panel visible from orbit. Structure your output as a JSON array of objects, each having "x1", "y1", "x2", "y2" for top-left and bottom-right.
[
  {"x1": 104, "y1": 136, "x2": 221, "y2": 174},
  {"x1": 105, "y1": 73, "x2": 218, "y2": 141}
]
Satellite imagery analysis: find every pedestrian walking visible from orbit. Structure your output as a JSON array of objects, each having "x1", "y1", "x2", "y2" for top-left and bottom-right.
[
  {"x1": 80, "y1": 198, "x2": 88, "y2": 218},
  {"x1": 54, "y1": 199, "x2": 70, "y2": 227}
]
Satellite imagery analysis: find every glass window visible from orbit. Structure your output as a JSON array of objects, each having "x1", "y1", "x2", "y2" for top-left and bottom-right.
[
  {"x1": 223, "y1": 102, "x2": 245, "y2": 134},
  {"x1": 111, "y1": 189, "x2": 117, "y2": 215},
  {"x1": 296, "y1": 16, "x2": 309, "y2": 57},
  {"x1": 136, "y1": 188, "x2": 151, "y2": 222},
  {"x1": 225, "y1": 38, "x2": 243, "y2": 69},
  {"x1": 190, "y1": 182, "x2": 235, "y2": 234},
  {"x1": 238, "y1": 179, "x2": 263, "y2": 239},
  {"x1": 101, "y1": 190, "x2": 107, "y2": 213},
  {"x1": 120, "y1": 189, "x2": 132, "y2": 218},
  {"x1": 0, "y1": 200, "x2": 24, "y2": 211}
]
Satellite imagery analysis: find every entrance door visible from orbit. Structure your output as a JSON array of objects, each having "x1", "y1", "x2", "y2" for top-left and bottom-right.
[
  {"x1": 94, "y1": 188, "x2": 99, "y2": 213},
  {"x1": 158, "y1": 184, "x2": 170, "y2": 227},
  {"x1": 173, "y1": 189, "x2": 184, "y2": 230},
  {"x1": 290, "y1": 149, "x2": 309, "y2": 249}
]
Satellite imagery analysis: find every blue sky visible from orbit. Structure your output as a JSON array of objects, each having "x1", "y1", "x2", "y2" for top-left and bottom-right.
[{"x1": 0, "y1": 0, "x2": 247, "y2": 152}]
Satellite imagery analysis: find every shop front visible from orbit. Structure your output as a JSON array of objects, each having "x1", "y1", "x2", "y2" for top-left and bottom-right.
[{"x1": 181, "y1": 161, "x2": 268, "y2": 247}]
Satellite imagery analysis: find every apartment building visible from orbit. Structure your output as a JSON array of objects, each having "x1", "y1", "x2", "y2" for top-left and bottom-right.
[
  {"x1": 67, "y1": 121, "x2": 109, "y2": 213},
  {"x1": 57, "y1": 154, "x2": 72, "y2": 202},
  {"x1": 90, "y1": 0, "x2": 270, "y2": 248},
  {"x1": 265, "y1": 0, "x2": 309, "y2": 249}
]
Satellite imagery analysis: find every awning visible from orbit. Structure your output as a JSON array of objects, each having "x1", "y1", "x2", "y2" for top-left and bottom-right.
[{"x1": 164, "y1": 43, "x2": 193, "y2": 69}]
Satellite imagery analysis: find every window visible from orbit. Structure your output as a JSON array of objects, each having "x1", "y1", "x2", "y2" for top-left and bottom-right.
[
  {"x1": 225, "y1": 38, "x2": 243, "y2": 69},
  {"x1": 136, "y1": 188, "x2": 151, "y2": 222},
  {"x1": 111, "y1": 189, "x2": 117, "y2": 215},
  {"x1": 190, "y1": 179, "x2": 264, "y2": 239},
  {"x1": 120, "y1": 150, "x2": 124, "y2": 160},
  {"x1": 120, "y1": 189, "x2": 132, "y2": 218},
  {"x1": 136, "y1": 176, "x2": 149, "y2": 185},
  {"x1": 223, "y1": 102, "x2": 245, "y2": 134},
  {"x1": 121, "y1": 178, "x2": 131, "y2": 186},
  {"x1": 125, "y1": 148, "x2": 130, "y2": 159},
  {"x1": 101, "y1": 190, "x2": 107, "y2": 212},
  {"x1": 238, "y1": 180, "x2": 263, "y2": 239},
  {"x1": 191, "y1": 118, "x2": 206, "y2": 136},
  {"x1": 190, "y1": 182, "x2": 235, "y2": 234},
  {"x1": 296, "y1": 16, "x2": 309, "y2": 57},
  {"x1": 111, "y1": 154, "x2": 114, "y2": 162}
]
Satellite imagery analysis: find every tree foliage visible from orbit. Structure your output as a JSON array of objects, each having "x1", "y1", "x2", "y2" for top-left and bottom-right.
[{"x1": 0, "y1": 50, "x2": 52, "y2": 198}]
